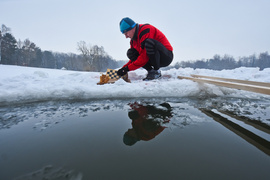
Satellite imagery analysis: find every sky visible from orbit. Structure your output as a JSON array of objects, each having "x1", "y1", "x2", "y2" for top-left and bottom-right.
[{"x1": 1, "y1": 0, "x2": 270, "y2": 64}]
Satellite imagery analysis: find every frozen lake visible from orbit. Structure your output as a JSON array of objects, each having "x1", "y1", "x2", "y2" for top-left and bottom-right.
[{"x1": 1, "y1": 97, "x2": 270, "y2": 180}]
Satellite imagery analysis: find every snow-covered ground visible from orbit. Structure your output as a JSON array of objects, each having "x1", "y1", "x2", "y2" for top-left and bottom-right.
[{"x1": 1, "y1": 64, "x2": 270, "y2": 105}]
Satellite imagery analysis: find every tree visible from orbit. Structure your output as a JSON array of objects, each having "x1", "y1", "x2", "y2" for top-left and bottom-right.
[
  {"x1": 77, "y1": 41, "x2": 117, "y2": 71},
  {"x1": 1, "y1": 33, "x2": 17, "y2": 65},
  {"x1": 29, "y1": 47, "x2": 42, "y2": 67},
  {"x1": 91, "y1": 45, "x2": 109, "y2": 71},
  {"x1": 0, "y1": 24, "x2": 12, "y2": 63},
  {"x1": 16, "y1": 38, "x2": 42, "y2": 67},
  {"x1": 208, "y1": 55, "x2": 221, "y2": 70},
  {"x1": 1, "y1": 24, "x2": 11, "y2": 34},
  {"x1": 194, "y1": 60, "x2": 207, "y2": 69},
  {"x1": 0, "y1": 30, "x2": 2, "y2": 63},
  {"x1": 42, "y1": 51, "x2": 56, "y2": 68},
  {"x1": 0, "y1": 24, "x2": 129, "y2": 71},
  {"x1": 257, "y1": 52, "x2": 270, "y2": 70},
  {"x1": 222, "y1": 54, "x2": 236, "y2": 69},
  {"x1": 77, "y1": 41, "x2": 93, "y2": 70}
]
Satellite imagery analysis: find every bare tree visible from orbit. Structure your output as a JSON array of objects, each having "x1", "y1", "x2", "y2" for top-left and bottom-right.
[
  {"x1": 77, "y1": 41, "x2": 93, "y2": 67},
  {"x1": 77, "y1": 41, "x2": 122, "y2": 71}
]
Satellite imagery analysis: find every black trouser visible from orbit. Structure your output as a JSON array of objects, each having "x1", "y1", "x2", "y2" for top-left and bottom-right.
[{"x1": 127, "y1": 39, "x2": 173, "y2": 71}]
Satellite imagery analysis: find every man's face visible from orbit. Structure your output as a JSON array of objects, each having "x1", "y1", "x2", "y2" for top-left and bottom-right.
[{"x1": 124, "y1": 27, "x2": 135, "y2": 39}]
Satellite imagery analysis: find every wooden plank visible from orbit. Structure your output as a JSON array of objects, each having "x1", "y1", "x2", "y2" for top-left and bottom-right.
[
  {"x1": 178, "y1": 76, "x2": 270, "y2": 95},
  {"x1": 191, "y1": 74, "x2": 270, "y2": 87}
]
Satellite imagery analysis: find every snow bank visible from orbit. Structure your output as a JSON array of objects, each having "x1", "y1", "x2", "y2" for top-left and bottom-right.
[{"x1": 0, "y1": 65, "x2": 270, "y2": 105}]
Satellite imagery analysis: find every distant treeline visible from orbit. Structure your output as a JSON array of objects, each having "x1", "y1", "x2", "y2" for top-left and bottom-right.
[
  {"x1": 172, "y1": 52, "x2": 270, "y2": 70},
  {"x1": 0, "y1": 24, "x2": 125, "y2": 71},
  {"x1": 1, "y1": 24, "x2": 269, "y2": 71}
]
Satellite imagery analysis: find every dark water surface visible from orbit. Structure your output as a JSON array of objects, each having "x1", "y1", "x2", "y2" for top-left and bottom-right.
[{"x1": 0, "y1": 98, "x2": 270, "y2": 180}]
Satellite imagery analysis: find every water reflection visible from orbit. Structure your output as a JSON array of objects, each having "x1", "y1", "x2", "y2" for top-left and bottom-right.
[
  {"x1": 123, "y1": 102, "x2": 173, "y2": 146},
  {"x1": 1, "y1": 98, "x2": 269, "y2": 132},
  {"x1": 201, "y1": 109, "x2": 270, "y2": 156},
  {"x1": 2, "y1": 98, "x2": 270, "y2": 180}
]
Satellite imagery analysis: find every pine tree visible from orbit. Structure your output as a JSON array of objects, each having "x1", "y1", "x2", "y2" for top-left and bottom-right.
[{"x1": 1, "y1": 33, "x2": 17, "y2": 65}]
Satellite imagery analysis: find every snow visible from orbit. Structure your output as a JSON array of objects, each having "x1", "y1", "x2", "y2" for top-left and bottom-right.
[{"x1": 1, "y1": 64, "x2": 270, "y2": 105}]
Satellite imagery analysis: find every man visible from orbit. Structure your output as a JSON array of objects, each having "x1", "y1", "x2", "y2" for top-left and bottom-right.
[{"x1": 117, "y1": 17, "x2": 174, "y2": 81}]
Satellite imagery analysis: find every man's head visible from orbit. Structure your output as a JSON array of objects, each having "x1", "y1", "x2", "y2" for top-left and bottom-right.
[{"x1": 120, "y1": 17, "x2": 136, "y2": 39}]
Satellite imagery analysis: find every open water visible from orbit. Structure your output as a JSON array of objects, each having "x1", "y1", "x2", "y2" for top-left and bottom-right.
[{"x1": 0, "y1": 97, "x2": 270, "y2": 180}]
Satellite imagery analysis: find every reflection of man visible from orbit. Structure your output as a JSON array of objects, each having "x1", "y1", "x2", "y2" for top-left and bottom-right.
[{"x1": 123, "y1": 102, "x2": 172, "y2": 146}]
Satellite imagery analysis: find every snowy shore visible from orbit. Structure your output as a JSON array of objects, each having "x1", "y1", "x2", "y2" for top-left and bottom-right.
[{"x1": 1, "y1": 65, "x2": 270, "y2": 105}]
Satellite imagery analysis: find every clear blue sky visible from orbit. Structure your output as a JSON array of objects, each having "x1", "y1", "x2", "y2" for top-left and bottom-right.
[{"x1": 1, "y1": 0, "x2": 270, "y2": 64}]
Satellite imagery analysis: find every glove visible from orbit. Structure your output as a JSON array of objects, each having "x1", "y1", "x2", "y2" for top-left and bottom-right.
[
  {"x1": 117, "y1": 66, "x2": 129, "y2": 76},
  {"x1": 127, "y1": 48, "x2": 139, "y2": 62}
]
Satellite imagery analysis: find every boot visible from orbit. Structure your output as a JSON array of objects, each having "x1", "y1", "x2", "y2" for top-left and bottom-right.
[{"x1": 143, "y1": 69, "x2": 161, "y2": 81}]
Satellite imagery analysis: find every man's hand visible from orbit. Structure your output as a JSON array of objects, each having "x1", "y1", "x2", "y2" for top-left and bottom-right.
[{"x1": 117, "y1": 66, "x2": 129, "y2": 76}]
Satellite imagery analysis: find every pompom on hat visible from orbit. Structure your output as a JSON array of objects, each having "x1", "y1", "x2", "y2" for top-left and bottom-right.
[{"x1": 120, "y1": 17, "x2": 136, "y2": 33}]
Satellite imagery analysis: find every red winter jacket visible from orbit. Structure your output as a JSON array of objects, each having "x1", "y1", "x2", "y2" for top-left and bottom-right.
[
  {"x1": 129, "y1": 103, "x2": 166, "y2": 141},
  {"x1": 124, "y1": 24, "x2": 173, "y2": 71}
]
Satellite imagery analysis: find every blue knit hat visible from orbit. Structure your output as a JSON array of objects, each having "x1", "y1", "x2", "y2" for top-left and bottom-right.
[{"x1": 120, "y1": 17, "x2": 136, "y2": 33}]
